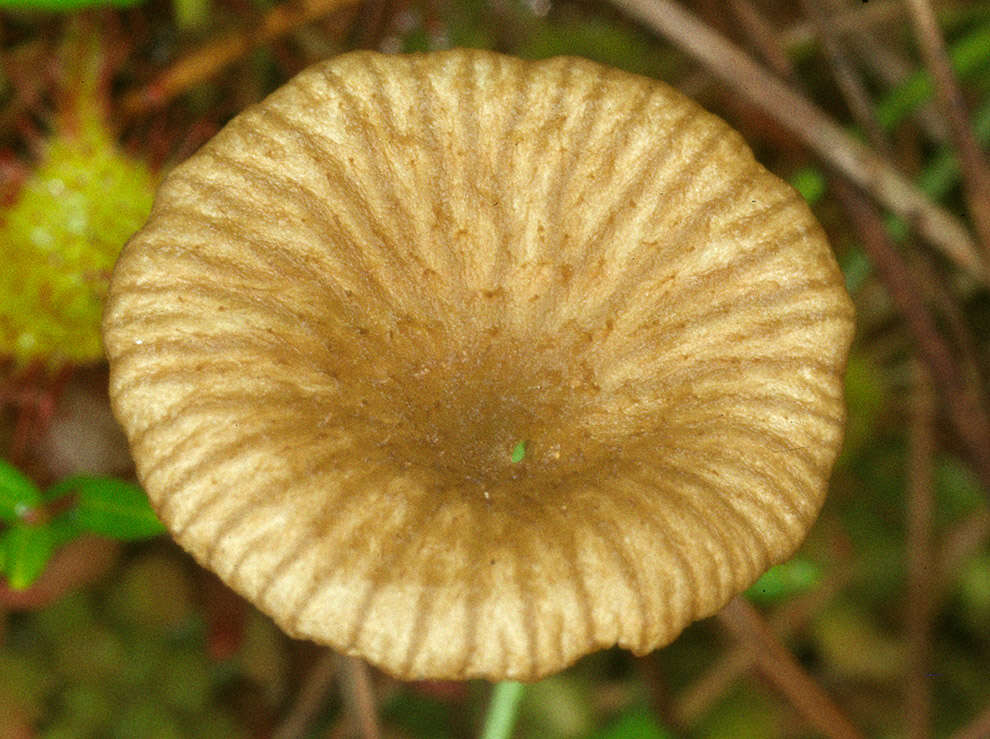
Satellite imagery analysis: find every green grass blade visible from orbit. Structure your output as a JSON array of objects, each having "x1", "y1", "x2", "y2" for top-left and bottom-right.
[
  {"x1": 45, "y1": 476, "x2": 165, "y2": 541},
  {"x1": 0, "y1": 459, "x2": 42, "y2": 523}
]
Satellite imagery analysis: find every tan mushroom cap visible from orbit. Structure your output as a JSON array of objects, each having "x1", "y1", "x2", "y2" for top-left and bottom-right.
[{"x1": 103, "y1": 49, "x2": 854, "y2": 681}]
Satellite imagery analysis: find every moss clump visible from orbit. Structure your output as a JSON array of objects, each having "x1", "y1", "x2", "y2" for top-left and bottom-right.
[{"x1": 0, "y1": 109, "x2": 153, "y2": 367}]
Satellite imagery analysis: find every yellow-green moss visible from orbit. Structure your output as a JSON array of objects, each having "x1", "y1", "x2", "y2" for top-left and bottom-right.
[{"x1": 0, "y1": 114, "x2": 153, "y2": 367}]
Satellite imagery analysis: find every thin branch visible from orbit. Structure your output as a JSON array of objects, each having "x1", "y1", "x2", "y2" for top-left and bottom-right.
[
  {"x1": 821, "y1": 0, "x2": 946, "y2": 142},
  {"x1": 338, "y1": 654, "x2": 380, "y2": 739},
  {"x1": 905, "y1": 363, "x2": 936, "y2": 739},
  {"x1": 272, "y1": 649, "x2": 337, "y2": 739},
  {"x1": 835, "y1": 179, "x2": 990, "y2": 495},
  {"x1": 800, "y1": 0, "x2": 889, "y2": 155},
  {"x1": 717, "y1": 597, "x2": 864, "y2": 739},
  {"x1": 728, "y1": 0, "x2": 791, "y2": 79},
  {"x1": 121, "y1": 0, "x2": 361, "y2": 116},
  {"x1": 675, "y1": 647, "x2": 752, "y2": 726},
  {"x1": 905, "y1": 251, "x2": 984, "y2": 397},
  {"x1": 781, "y1": 0, "x2": 906, "y2": 50},
  {"x1": 950, "y1": 702, "x2": 990, "y2": 739},
  {"x1": 904, "y1": 0, "x2": 990, "y2": 252},
  {"x1": 676, "y1": 564, "x2": 851, "y2": 725},
  {"x1": 607, "y1": 0, "x2": 986, "y2": 281}
]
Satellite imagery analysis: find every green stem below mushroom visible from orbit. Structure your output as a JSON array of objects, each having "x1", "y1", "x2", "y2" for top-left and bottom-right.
[{"x1": 480, "y1": 681, "x2": 526, "y2": 739}]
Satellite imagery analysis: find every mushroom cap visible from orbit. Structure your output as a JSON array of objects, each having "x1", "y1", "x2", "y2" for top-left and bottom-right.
[{"x1": 103, "y1": 49, "x2": 854, "y2": 681}]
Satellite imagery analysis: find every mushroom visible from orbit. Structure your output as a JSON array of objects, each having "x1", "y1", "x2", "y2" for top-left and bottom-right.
[{"x1": 103, "y1": 49, "x2": 854, "y2": 681}]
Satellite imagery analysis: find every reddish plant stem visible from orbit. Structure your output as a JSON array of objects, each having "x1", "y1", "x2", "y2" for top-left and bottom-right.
[
  {"x1": 746, "y1": 0, "x2": 990, "y2": 498},
  {"x1": 951, "y1": 703, "x2": 990, "y2": 739},
  {"x1": 781, "y1": 0, "x2": 906, "y2": 51},
  {"x1": 800, "y1": 0, "x2": 889, "y2": 154},
  {"x1": 904, "y1": 0, "x2": 990, "y2": 253},
  {"x1": 677, "y1": 566, "x2": 849, "y2": 725},
  {"x1": 837, "y1": 180, "x2": 990, "y2": 495},
  {"x1": 338, "y1": 654, "x2": 380, "y2": 739},
  {"x1": 608, "y1": 0, "x2": 985, "y2": 280},
  {"x1": 272, "y1": 649, "x2": 337, "y2": 739},
  {"x1": 122, "y1": 0, "x2": 361, "y2": 116},
  {"x1": 717, "y1": 597, "x2": 864, "y2": 739},
  {"x1": 905, "y1": 364, "x2": 936, "y2": 739}
]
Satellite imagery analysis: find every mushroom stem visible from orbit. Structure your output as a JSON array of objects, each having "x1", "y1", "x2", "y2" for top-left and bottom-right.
[{"x1": 480, "y1": 681, "x2": 527, "y2": 739}]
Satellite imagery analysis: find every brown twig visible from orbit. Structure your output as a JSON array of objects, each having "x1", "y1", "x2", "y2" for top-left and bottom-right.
[
  {"x1": 121, "y1": 0, "x2": 362, "y2": 116},
  {"x1": 781, "y1": 0, "x2": 905, "y2": 51},
  {"x1": 717, "y1": 597, "x2": 864, "y2": 739},
  {"x1": 727, "y1": 0, "x2": 791, "y2": 79},
  {"x1": 904, "y1": 0, "x2": 990, "y2": 252},
  {"x1": 638, "y1": 655, "x2": 681, "y2": 732},
  {"x1": 676, "y1": 647, "x2": 752, "y2": 726},
  {"x1": 676, "y1": 563, "x2": 851, "y2": 725},
  {"x1": 905, "y1": 251, "x2": 984, "y2": 397},
  {"x1": 950, "y1": 703, "x2": 990, "y2": 739},
  {"x1": 607, "y1": 0, "x2": 985, "y2": 281},
  {"x1": 820, "y1": 0, "x2": 946, "y2": 142},
  {"x1": 746, "y1": 0, "x2": 990, "y2": 498},
  {"x1": 800, "y1": 0, "x2": 889, "y2": 155},
  {"x1": 272, "y1": 649, "x2": 337, "y2": 739},
  {"x1": 338, "y1": 654, "x2": 380, "y2": 739},
  {"x1": 905, "y1": 364, "x2": 936, "y2": 739},
  {"x1": 836, "y1": 180, "x2": 990, "y2": 495}
]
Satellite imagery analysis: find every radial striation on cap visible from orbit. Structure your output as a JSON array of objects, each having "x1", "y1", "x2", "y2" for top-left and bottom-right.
[{"x1": 103, "y1": 49, "x2": 855, "y2": 681}]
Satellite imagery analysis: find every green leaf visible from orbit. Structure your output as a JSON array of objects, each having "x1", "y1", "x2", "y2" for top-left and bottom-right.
[
  {"x1": 0, "y1": 0, "x2": 145, "y2": 11},
  {"x1": 745, "y1": 558, "x2": 822, "y2": 605},
  {"x1": 875, "y1": 24, "x2": 990, "y2": 130},
  {"x1": 45, "y1": 476, "x2": 165, "y2": 541},
  {"x1": 790, "y1": 167, "x2": 827, "y2": 206},
  {"x1": 934, "y1": 455, "x2": 985, "y2": 525},
  {"x1": 0, "y1": 459, "x2": 42, "y2": 523},
  {"x1": 591, "y1": 706, "x2": 674, "y2": 739},
  {"x1": 2, "y1": 524, "x2": 57, "y2": 590}
]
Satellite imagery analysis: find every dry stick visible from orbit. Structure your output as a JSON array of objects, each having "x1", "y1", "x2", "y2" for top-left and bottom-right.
[
  {"x1": 121, "y1": 0, "x2": 361, "y2": 116},
  {"x1": 951, "y1": 704, "x2": 990, "y2": 739},
  {"x1": 638, "y1": 656, "x2": 681, "y2": 732},
  {"x1": 800, "y1": 0, "x2": 890, "y2": 157},
  {"x1": 664, "y1": 7, "x2": 856, "y2": 731},
  {"x1": 676, "y1": 648, "x2": 752, "y2": 726},
  {"x1": 607, "y1": 0, "x2": 985, "y2": 281},
  {"x1": 819, "y1": 0, "x2": 946, "y2": 142},
  {"x1": 905, "y1": 365, "x2": 936, "y2": 739},
  {"x1": 337, "y1": 655, "x2": 380, "y2": 739},
  {"x1": 781, "y1": 0, "x2": 906, "y2": 51},
  {"x1": 717, "y1": 598, "x2": 864, "y2": 739},
  {"x1": 906, "y1": 251, "x2": 984, "y2": 396},
  {"x1": 838, "y1": 181, "x2": 990, "y2": 495},
  {"x1": 676, "y1": 567, "x2": 850, "y2": 725},
  {"x1": 801, "y1": 3, "x2": 990, "y2": 497},
  {"x1": 272, "y1": 649, "x2": 337, "y2": 739},
  {"x1": 727, "y1": 0, "x2": 792, "y2": 80},
  {"x1": 904, "y1": 0, "x2": 990, "y2": 252}
]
